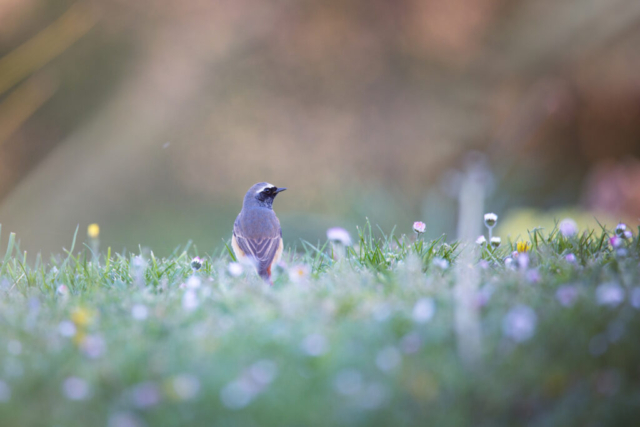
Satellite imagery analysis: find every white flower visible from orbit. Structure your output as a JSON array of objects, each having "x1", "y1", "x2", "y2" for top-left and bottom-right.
[
  {"x1": 220, "y1": 379, "x2": 255, "y2": 409},
  {"x1": 631, "y1": 287, "x2": 640, "y2": 309},
  {"x1": 190, "y1": 257, "x2": 203, "y2": 271},
  {"x1": 476, "y1": 235, "x2": 487, "y2": 245},
  {"x1": 333, "y1": 369, "x2": 363, "y2": 396},
  {"x1": 431, "y1": 257, "x2": 449, "y2": 270},
  {"x1": 186, "y1": 275, "x2": 201, "y2": 289},
  {"x1": 107, "y1": 412, "x2": 144, "y2": 427},
  {"x1": 58, "y1": 321, "x2": 77, "y2": 337},
  {"x1": 484, "y1": 213, "x2": 498, "y2": 228},
  {"x1": 131, "y1": 256, "x2": 147, "y2": 271},
  {"x1": 504, "y1": 257, "x2": 514, "y2": 268},
  {"x1": 7, "y1": 340, "x2": 22, "y2": 356},
  {"x1": 288, "y1": 264, "x2": 310, "y2": 283},
  {"x1": 559, "y1": 218, "x2": 578, "y2": 237},
  {"x1": 4, "y1": 359, "x2": 23, "y2": 378},
  {"x1": 131, "y1": 304, "x2": 149, "y2": 321},
  {"x1": 171, "y1": 374, "x2": 200, "y2": 401},
  {"x1": 400, "y1": 332, "x2": 422, "y2": 354},
  {"x1": 412, "y1": 221, "x2": 426, "y2": 234},
  {"x1": 249, "y1": 360, "x2": 278, "y2": 386},
  {"x1": 227, "y1": 262, "x2": 243, "y2": 277},
  {"x1": 412, "y1": 298, "x2": 435, "y2": 323},
  {"x1": 596, "y1": 282, "x2": 625, "y2": 307},
  {"x1": 490, "y1": 237, "x2": 501, "y2": 248},
  {"x1": 376, "y1": 347, "x2": 401, "y2": 372},
  {"x1": 62, "y1": 377, "x2": 91, "y2": 401},
  {"x1": 615, "y1": 223, "x2": 627, "y2": 236},
  {"x1": 182, "y1": 290, "x2": 199, "y2": 311},
  {"x1": 301, "y1": 334, "x2": 328, "y2": 357},
  {"x1": 327, "y1": 227, "x2": 352, "y2": 246},
  {"x1": 503, "y1": 305, "x2": 537, "y2": 342},
  {"x1": 357, "y1": 383, "x2": 389, "y2": 410},
  {"x1": 0, "y1": 381, "x2": 10, "y2": 402}
]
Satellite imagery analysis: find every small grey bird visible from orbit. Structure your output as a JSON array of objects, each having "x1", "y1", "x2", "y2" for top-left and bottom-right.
[{"x1": 232, "y1": 182, "x2": 286, "y2": 282}]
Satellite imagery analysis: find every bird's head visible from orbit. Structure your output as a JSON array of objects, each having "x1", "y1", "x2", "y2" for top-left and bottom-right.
[{"x1": 244, "y1": 182, "x2": 287, "y2": 209}]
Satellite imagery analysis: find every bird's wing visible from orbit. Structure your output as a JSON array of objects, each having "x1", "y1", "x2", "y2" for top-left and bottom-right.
[{"x1": 233, "y1": 219, "x2": 282, "y2": 275}]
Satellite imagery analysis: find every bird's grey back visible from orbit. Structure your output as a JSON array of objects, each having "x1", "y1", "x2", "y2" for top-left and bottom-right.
[{"x1": 236, "y1": 207, "x2": 280, "y2": 239}]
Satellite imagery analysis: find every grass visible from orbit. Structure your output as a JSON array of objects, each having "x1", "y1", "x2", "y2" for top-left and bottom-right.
[{"x1": 0, "y1": 221, "x2": 639, "y2": 426}]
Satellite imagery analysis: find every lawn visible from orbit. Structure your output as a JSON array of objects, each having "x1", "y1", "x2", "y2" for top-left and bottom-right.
[{"x1": 0, "y1": 221, "x2": 639, "y2": 427}]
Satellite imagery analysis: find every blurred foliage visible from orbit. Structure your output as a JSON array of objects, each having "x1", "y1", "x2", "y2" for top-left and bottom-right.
[
  {"x1": 497, "y1": 208, "x2": 629, "y2": 242},
  {"x1": 0, "y1": 223, "x2": 639, "y2": 425}
]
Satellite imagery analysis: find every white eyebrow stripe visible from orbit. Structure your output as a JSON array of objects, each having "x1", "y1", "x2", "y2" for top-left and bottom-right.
[{"x1": 256, "y1": 183, "x2": 274, "y2": 194}]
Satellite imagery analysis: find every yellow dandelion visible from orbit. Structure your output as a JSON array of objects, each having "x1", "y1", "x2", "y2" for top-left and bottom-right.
[
  {"x1": 71, "y1": 307, "x2": 94, "y2": 327},
  {"x1": 87, "y1": 223, "x2": 100, "y2": 239},
  {"x1": 516, "y1": 241, "x2": 532, "y2": 253}
]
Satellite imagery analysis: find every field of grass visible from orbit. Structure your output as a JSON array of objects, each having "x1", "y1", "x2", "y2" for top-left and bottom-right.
[{"x1": 0, "y1": 221, "x2": 639, "y2": 427}]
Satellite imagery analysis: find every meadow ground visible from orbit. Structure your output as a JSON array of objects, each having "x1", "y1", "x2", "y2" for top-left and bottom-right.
[{"x1": 0, "y1": 221, "x2": 639, "y2": 426}]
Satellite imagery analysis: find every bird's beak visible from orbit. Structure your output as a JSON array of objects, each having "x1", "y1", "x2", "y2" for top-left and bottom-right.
[{"x1": 275, "y1": 187, "x2": 287, "y2": 194}]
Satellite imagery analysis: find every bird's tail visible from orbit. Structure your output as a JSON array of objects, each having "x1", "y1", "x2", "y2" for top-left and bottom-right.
[{"x1": 259, "y1": 267, "x2": 272, "y2": 285}]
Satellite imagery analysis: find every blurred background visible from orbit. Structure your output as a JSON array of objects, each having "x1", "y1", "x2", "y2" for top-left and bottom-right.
[{"x1": 1, "y1": 0, "x2": 639, "y2": 257}]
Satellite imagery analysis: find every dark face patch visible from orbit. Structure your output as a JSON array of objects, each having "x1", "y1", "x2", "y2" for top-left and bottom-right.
[{"x1": 255, "y1": 186, "x2": 278, "y2": 206}]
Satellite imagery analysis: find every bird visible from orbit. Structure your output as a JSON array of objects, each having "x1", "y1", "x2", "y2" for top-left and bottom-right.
[{"x1": 232, "y1": 182, "x2": 286, "y2": 282}]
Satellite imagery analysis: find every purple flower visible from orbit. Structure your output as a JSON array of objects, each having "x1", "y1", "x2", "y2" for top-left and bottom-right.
[
  {"x1": 565, "y1": 253, "x2": 577, "y2": 263},
  {"x1": 517, "y1": 253, "x2": 529, "y2": 270},
  {"x1": 609, "y1": 235, "x2": 622, "y2": 248},
  {"x1": 556, "y1": 284, "x2": 578, "y2": 307},
  {"x1": 525, "y1": 269, "x2": 540, "y2": 284},
  {"x1": 62, "y1": 377, "x2": 91, "y2": 401},
  {"x1": 80, "y1": 335, "x2": 106, "y2": 359},
  {"x1": 615, "y1": 223, "x2": 627, "y2": 236},
  {"x1": 596, "y1": 282, "x2": 625, "y2": 307},
  {"x1": 131, "y1": 382, "x2": 161, "y2": 409},
  {"x1": 631, "y1": 287, "x2": 640, "y2": 309},
  {"x1": 559, "y1": 218, "x2": 578, "y2": 237},
  {"x1": 503, "y1": 305, "x2": 537, "y2": 342}
]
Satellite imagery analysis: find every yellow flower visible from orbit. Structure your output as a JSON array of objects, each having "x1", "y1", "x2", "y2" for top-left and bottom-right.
[
  {"x1": 72, "y1": 331, "x2": 86, "y2": 346},
  {"x1": 516, "y1": 241, "x2": 532, "y2": 253},
  {"x1": 71, "y1": 307, "x2": 94, "y2": 327},
  {"x1": 87, "y1": 223, "x2": 100, "y2": 239}
]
